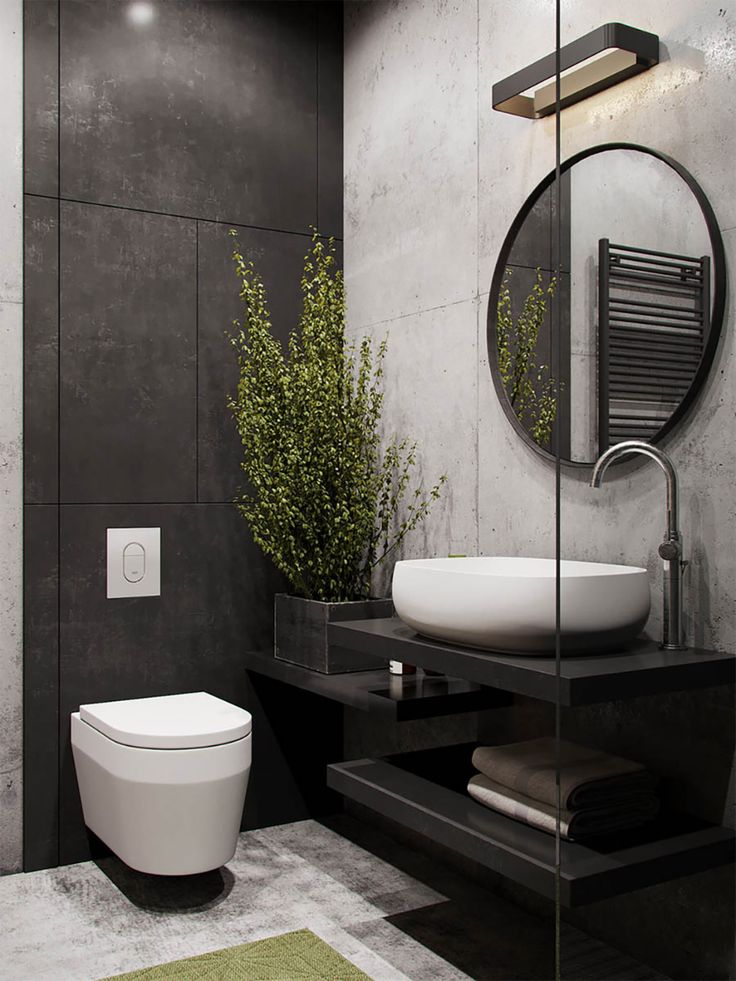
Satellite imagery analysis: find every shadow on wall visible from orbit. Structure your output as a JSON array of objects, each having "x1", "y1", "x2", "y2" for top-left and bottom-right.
[{"x1": 689, "y1": 490, "x2": 713, "y2": 652}]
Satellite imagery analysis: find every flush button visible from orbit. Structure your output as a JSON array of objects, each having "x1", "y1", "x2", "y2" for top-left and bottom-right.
[
  {"x1": 107, "y1": 527, "x2": 160, "y2": 598},
  {"x1": 123, "y1": 542, "x2": 146, "y2": 583}
]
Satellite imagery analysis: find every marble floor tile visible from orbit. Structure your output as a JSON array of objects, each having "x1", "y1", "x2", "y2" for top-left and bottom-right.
[
  {"x1": 347, "y1": 918, "x2": 473, "y2": 981},
  {"x1": 0, "y1": 820, "x2": 460, "y2": 981},
  {"x1": 245, "y1": 819, "x2": 446, "y2": 916},
  {"x1": 0, "y1": 818, "x2": 667, "y2": 981}
]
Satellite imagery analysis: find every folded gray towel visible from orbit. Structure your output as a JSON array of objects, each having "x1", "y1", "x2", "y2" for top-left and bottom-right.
[
  {"x1": 472, "y1": 737, "x2": 657, "y2": 810},
  {"x1": 467, "y1": 773, "x2": 659, "y2": 841}
]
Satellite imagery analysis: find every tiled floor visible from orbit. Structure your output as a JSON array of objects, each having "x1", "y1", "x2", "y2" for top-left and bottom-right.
[{"x1": 1, "y1": 818, "x2": 665, "y2": 981}]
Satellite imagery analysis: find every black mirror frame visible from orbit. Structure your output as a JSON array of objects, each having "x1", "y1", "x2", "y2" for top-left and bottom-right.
[{"x1": 486, "y1": 142, "x2": 727, "y2": 470}]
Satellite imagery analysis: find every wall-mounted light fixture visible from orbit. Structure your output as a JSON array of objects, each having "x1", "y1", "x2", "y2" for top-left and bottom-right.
[{"x1": 492, "y1": 23, "x2": 659, "y2": 119}]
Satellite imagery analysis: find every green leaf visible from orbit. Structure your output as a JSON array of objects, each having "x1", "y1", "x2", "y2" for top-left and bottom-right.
[
  {"x1": 496, "y1": 267, "x2": 560, "y2": 447},
  {"x1": 227, "y1": 230, "x2": 444, "y2": 602}
]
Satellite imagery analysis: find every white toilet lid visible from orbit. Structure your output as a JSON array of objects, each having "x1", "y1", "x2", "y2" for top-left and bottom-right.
[{"x1": 79, "y1": 692, "x2": 252, "y2": 749}]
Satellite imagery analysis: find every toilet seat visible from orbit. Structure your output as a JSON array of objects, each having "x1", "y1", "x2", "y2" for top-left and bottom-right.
[
  {"x1": 71, "y1": 713, "x2": 251, "y2": 784},
  {"x1": 79, "y1": 691, "x2": 252, "y2": 749}
]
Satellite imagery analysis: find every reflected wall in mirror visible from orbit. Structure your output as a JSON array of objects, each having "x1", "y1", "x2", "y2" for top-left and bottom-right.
[{"x1": 487, "y1": 144, "x2": 726, "y2": 466}]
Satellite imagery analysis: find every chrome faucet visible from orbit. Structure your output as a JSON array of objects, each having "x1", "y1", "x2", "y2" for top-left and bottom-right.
[{"x1": 590, "y1": 440, "x2": 687, "y2": 651}]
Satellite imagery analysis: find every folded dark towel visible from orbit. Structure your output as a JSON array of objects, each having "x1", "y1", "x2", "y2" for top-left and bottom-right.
[
  {"x1": 472, "y1": 737, "x2": 657, "y2": 810},
  {"x1": 467, "y1": 773, "x2": 660, "y2": 841}
]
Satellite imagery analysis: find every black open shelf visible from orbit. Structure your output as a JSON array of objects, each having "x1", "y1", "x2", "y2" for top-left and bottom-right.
[
  {"x1": 243, "y1": 650, "x2": 510, "y2": 720},
  {"x1": 327, "y1": 743, "x2": 736, "y2": 907},
  {"x1": 328, "y1": 618, "x2": 736, "y2": 706}
]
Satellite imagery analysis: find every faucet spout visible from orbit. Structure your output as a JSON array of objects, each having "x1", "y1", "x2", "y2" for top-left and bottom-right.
[
  {"x1": 590, "y1": 440, "x2": 686, "y2": 651},
  {"x1": 591, "y1": 440, "x2": 679, "y2": 541}
]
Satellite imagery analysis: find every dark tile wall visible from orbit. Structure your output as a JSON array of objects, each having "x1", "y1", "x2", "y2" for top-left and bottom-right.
[
  {"x1": 23, "y1": 0, "x2": 58, "y2": 197},
  {"x1": 23, "y1": 507, "x2": 60, "y2": 871},
  {"x1": 24, "y1": 196, "x2": 59, "y2": 504},
  {"x1": 317, "y1": 3, "x2": 344, "y2": 237},
  {"x1": 59, "y1": 1, "x2": 319, "y2": 229},
  {"x1": 23, "y1": 0, "x2": 343, "y2": 871},
  {"x1": 57, "y1": 503, "x2": 286, "y2": 860},
  {"x1": 60, "y1": 204, "x2": 197, "y2": 503}
]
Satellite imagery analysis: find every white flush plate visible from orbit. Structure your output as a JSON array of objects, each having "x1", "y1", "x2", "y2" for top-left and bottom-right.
[{"x1": 107, "y1": 527, "x2": 161, "y2": 599}]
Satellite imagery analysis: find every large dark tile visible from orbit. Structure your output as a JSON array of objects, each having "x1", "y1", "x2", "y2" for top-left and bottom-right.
[
  {"x1": 197, "y1": 222, "x2": 307, "y2": 502},
  {"x1": 23, "y1": 505, "x2": 59, "y2": 871},
  {"x1": 24, "y1": 195, "x2": 59, "y2": 504},
  {"x1": 242, "y1": 673, "x2": 343, "y2": 832},
  {"x1": 59, "y1": 503, "x2": 277, "y2": 711},
  {"x1": 504, "y1": 172, "x2": 570, "y2": 277},
  {"x1": 506, "y1": 189, "x2": 552, "y2": 273},
  {"x1": 318, "y1": 2, "x2": 343, "y2": 239},
  {"x1": 59, "y1": 203, "x2": 196, "y2": 503},
  {"x1": 550, "y1": 170, "x2": 571, "y2": 275},
  {"x1": 58, "y1": 502, "x2": 283, "y2": 863},
  {"x1": 59, "y1": 1, "x2": 318, "y2": 230},
  {"x1": 23, "y1": 0, "x2": 58, "y2": 196}
]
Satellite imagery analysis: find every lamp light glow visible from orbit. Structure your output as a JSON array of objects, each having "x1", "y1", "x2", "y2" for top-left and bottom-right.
[{"x1": 127, "y1": 2, "x2": 155, "y2": 27}]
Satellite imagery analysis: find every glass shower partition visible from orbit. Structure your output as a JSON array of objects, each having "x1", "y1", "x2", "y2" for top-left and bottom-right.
[{"x1": 555, "y1": 4, "x2": 735, "y2": 980}]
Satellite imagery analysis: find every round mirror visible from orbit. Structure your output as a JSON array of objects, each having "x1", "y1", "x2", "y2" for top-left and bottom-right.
[{"x1": 487, "y1": 143, "x2": 726, "y2": 467}]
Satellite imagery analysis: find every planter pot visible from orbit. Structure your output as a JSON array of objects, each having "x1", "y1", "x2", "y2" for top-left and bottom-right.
[{"x1": 274, "y1": 594, "x2": 394, "y2": 674}]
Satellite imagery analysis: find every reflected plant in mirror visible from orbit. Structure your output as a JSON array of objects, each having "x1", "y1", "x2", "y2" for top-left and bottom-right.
[{"x1": 496, "y1": 268, "x2": 559, "y2": 448}]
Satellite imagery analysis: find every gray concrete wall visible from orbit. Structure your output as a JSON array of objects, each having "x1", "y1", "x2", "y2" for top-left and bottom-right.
[
  {"x1": 344, "y1": 2, "x2": 735, "y2": 977},
  {"x1": 0, "y1": 0, "x2": 23, "y2": 876}
]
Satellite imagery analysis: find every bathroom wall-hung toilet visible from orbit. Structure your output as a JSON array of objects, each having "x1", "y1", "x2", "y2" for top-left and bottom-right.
[{"x1": 71, "y1": 692, "x2": 252, "y2": 876}]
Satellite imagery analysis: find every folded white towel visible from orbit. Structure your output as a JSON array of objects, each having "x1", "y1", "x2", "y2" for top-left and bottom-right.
[
  {"x1": 472, "y1": 737, "x2": 657, "y2": 810},
  {"x1": 467, "y1": 773, "x2": 659, "y2": 841}
]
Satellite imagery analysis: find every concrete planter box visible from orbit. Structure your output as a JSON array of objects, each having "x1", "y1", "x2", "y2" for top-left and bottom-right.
[{"x1": 274, "y1": 594, "x2": 393, "y2": 674}]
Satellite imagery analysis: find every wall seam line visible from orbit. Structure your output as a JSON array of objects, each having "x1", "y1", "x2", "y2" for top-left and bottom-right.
[
  {"x1": 33, "y1": 501, "x2": 240, "y2": 507},
  {"x1": 20, "y1": 0, "x2": 26, "y2": 873},
  {"x1": 195, "y1": 221, "x2": 199, "y2": 504},
  {"x1": 21, "y1": 192, "x2": 342, "y2": 242},
  {"x1": 348, "y1": 295, "x2": 474, "y2": 333},
  {"x1": 475, "y1": 0, "x2": 481, "y2": 558},
  {"x1": 316, "y1": 3, "x2": 320, "y2": 231},
  {"x1": 55, "y1": 0, "x2": 62, "y2": 871}
]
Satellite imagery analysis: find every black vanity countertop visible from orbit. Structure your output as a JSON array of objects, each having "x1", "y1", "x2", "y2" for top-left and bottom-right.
[
  {"x1": 242, "y1": 648, "x2": 510, "y2": 720},
  {"x1": 327, "y1": 617, "x2": 736, "y2": 706}
]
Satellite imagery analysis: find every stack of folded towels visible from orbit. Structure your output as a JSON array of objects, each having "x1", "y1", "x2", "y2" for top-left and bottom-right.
[{"x1": 468, "y1": 736, "x2": 659, "y2": 841}]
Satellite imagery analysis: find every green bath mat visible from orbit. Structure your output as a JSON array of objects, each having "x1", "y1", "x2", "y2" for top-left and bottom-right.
[{"x1": 99, "y1": 928, "x2": 373, "y2": 980}]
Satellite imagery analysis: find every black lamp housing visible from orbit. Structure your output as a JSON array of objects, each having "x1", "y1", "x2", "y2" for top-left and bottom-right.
[{"x1": 492, "y1": 23, "x2": 659, "y2": 119}]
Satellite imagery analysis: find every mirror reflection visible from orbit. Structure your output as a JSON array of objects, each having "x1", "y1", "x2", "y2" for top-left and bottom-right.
[{"x1": 489, "y1": 145, "x2": 722, "y2": 465}]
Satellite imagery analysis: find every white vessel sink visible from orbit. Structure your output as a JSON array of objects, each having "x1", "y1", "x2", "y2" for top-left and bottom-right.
[{"x1": 392, "y1": 557, "x2": 650, "y2": 655}]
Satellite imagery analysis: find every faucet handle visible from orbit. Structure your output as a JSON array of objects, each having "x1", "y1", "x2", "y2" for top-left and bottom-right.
[{"x1": 658, "y1": 541, "x2": 681, "y2": 561}]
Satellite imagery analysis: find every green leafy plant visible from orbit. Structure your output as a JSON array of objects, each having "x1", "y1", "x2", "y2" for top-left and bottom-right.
[
  {"x1": 496, "y1": 267, "x2": 559, "y2": 446},
  {"x1": 227, "y1": 231, "x2": 445, "y2": 603}
]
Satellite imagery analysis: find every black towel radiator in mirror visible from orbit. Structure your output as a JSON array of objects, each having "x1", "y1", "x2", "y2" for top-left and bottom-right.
[{"x1": 598, "y1": 240, "x2": 710, "y2": 452}]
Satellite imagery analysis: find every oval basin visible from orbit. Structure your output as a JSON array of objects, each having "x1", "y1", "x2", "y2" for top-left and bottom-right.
[{"x1": 392, "y1": 557, "x2": 650, "y2": 655}]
